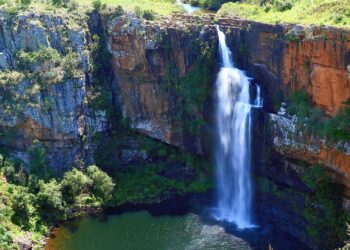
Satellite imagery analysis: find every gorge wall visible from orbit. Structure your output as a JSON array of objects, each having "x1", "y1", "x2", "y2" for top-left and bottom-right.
[
  {"x1": 0, "y1": 9, "x2": 349, "y2": 248},
  {"x1": 109, "y1": 13, "x2": 350, "y2": 190},
  {"x1": 0, "y1": 10, "x2": 109, "y2": 172}
]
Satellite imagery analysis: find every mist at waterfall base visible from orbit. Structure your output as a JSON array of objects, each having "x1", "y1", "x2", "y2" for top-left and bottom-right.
[{"x1": 213, "y1": 26, "x2": 263, "y2": 229}]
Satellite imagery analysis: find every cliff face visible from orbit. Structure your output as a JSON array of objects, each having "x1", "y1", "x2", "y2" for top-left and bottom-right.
[
  {"x1": 0, "y1": 11, "x2": 109, "y2": 171},
  {"x1": 267, "y1": 114, "x2": 350, "y2": 191},
  {"x1": 218, "y1": 19, "x2": 350, "y2": 115},
  {"x1": 109, "y1": 14, "x2": 218, "y2": 154},
  {"x1": 109, "y1": 13, "x2": 350, "y2": 157},
  {"x1": 1, "y1": 11, "x2": 348, "y2": 183}
]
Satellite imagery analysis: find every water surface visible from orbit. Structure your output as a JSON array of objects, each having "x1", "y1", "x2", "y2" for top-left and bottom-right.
[
  {"x1": 46, "y1": 211, "x2": 252, "y2": 250},
  {"x1": 176, "y1": 0, "x2": 201, "y2": 14}
]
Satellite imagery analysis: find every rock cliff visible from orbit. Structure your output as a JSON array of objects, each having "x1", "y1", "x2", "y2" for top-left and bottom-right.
[
  {"x1": 0, "y1": 10, "x2": 109, "y2": 171},
  {"x1": 109, "y1": 14, "x2": 350, "y2": 173}
]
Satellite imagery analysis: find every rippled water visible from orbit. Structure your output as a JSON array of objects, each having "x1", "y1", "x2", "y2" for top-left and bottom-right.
[{"x1": 46, "y1": 211, "x2": 252, "y2": 250}]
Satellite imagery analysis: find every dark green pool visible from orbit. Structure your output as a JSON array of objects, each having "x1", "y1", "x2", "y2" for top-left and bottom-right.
[{"x1": 45, "y1": 211, "x2": 252, "y2": 250}]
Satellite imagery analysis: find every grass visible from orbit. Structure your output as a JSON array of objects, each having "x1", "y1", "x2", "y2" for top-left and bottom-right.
[
  {"x1": 71, "y1": 0, "x2": 182, "y2": 16},
  {"x1": 218, "y1": 0, "x2": 350, "y2": 27},
  {"x1": 0, "y1": 0, "x2": 181, "y2": 17}
]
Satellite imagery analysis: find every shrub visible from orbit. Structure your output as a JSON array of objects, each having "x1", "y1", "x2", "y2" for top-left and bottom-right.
[
  {"x1": 28, "y1": 140, "x2": 52, "y2": 180},
  {"x1": 87, "y1": 165, "x2": 115, "y2": 203},
  {"x1": 134, "y1": 6, "x2": 142, "y2": 18},
  {"x1": 10, "y1": 186, "x2": 35, "y2": 230},
  {"x1": 287, "y1": 90, "x2": 350, "y2": 141},
  {"x1": 143, "y1": 10, "x2": 156, "y2": 20},
  {"x1": 67, "y1": 0, "x2": 79, "y2": 11},
  {"x1": 61, "y1": 168, "x2": 92, "y2": 204},
  {"x1": 274, "y1": 0, "x2": 292, "y2": 12},
  {"x1": 0, "y1": 224, "x2": 17, "y2": 250},
  {"x1": 37, "y1": 179, "x2": 63, "y2": 220},
  {"x1": 92, "y1": 0, "x2": 102, "y2": 11},
  {"x1": 16, "y1": 48, "x2": 63, "y2": 85},
  {"x1": 303, "y1": 165, "x2": 350, "y2": 249},
  {"x1": 62, "y1": 52, "x2": 81, "y2": 79},
  {"x1": 51, "y1": 0, "x2": 63, "y2": 6},
  {"x1": 20, "y1": 0, "x2": 31, "y2": 7},
  {"x1": 115, "y1": 5, "x2": 124, "y2": 17},
  {"x1": 324, "y1": 98, "x2": 350, "y2": 141}
]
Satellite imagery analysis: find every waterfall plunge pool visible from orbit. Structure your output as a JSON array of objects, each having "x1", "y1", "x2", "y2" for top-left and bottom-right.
[{"x1": 45, "y1": 196, "x2": 310, "y2": 250}]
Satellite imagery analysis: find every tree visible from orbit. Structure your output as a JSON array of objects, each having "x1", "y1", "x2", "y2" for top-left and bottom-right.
[
  {"x1": 87, "y1": 165, "x2": 115, "y2": 203},
  {"x1": 37, "y1": 179, "x2": 63, "y2": 220},
  {"x1": 28, "y1": 140, "x2": 52, "y2": 180},
  {"x1": 61, "y1": 168, "x2": 91, "y2": 204},
  {"x1": 10, "y1": 186, "x2": 35, "y2": 230}
]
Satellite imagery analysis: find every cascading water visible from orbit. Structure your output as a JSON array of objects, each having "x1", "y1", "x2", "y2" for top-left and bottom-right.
[{"x1": 215, "y1": 26, "x2": 262, "y2": 229}]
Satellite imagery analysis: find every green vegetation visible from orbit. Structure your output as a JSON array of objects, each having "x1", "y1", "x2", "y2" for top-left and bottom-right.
[
  {"x1": 218, "y1": 0, "x2": 350, "y2": 27},
  {"x1": 186, "y1": 0, "x2": 230, "y2": 10},
  {"x1": 115, "y1": 164, "x2": 212, "y2": 205},
  {"x1": 302, "y1": 165, "x2": 350, "y2": 249},
  {"x1": 0, "y1": 154, "x2": 115, "y2": 249},
  {"x1": 341, "y1": 224, "x2": 350, "y2": 249},
  {"x1": 165, "y1": 39, "x2": 216, "y2": 137},
  {"x1": 84, "y1": 0, "x2": 180, "y2": 15},
  {"x1": 287, "y1": 89, "x2": 350, "y2": 141},
  {"x1": 16, "y1": 48, "x2": 82, "y2": 86}
]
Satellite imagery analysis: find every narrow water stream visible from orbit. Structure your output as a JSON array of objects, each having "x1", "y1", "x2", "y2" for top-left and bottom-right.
[{"x1": 176, "y1": 0, "x2": 202, "y2": 14}]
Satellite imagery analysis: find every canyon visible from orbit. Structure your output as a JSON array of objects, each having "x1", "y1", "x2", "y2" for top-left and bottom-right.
[{"x1": 0, "y1": 8, "x2": 349, "y2": 249}]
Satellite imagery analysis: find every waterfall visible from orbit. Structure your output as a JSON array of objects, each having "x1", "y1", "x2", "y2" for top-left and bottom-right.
[{"x1": 215, "y1": 26, "x2": 261, "y2": 229}]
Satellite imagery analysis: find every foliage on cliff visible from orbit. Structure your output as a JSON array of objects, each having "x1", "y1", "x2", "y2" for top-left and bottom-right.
[
  {"x1": 302, "y1": 165, "x2": 350, "y2": 249},
  {"x1": 287, "y1": 89, "x2": 350, "y2": 141}
]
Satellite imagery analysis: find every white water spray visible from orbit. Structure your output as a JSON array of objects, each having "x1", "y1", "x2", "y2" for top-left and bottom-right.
[{"x1": 215, "y1": 26, "x2": 262, "y2": 229}]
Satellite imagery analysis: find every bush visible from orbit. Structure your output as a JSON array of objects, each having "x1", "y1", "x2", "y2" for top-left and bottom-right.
[
  {"x1": 143, "y1": 10, "x2": 156, "y2": 20},
  {"x1": 199, "y1": 0, "x2": 230, "y2": 10},
  {"x1": 62, "y1": 52, "x2": 81, "y2": 79},
  {"x1": 51, "y1": 0, "x2": 63, "y2": 6},
  {"x1": 61, "y1": 168, "x2": 92, "y2": 204},
  {"x1": 115, "y1": 5, "x2": 124, "y2": 17},
  {"x1": 10, "y1": 186, "x2": 35, "y2": 230},
  {"x1": 67, "y1": 0, "x2": 79, "y2": 11},
  {"x1": 20, "y1": 0, "x2": 31, "y2": 7},
  {"x1": 28, "y1": 140, "x2": 52, "y2": 180},
  {"x1": 303, "y1": 165, "x2": 350, "y2": 249},
  {"x1": 92, "y1": 0, "x2": 102, "y2": 11},
  {"x1": 16, "y1": 48, "x2": 63, "y2": 85},
  {"x1": 87, "y1": 165, "x2": 115, "y2": 203},
  {"x1": 324, "y1": 99, "x2": 350, "y2": 141},
  {"x1": 287, "y1": 90, "x2": 350, "y2": 141},
  {"x1": 37, "y1": 179, "x2": 63, "y2": 220},
  {"x1": 0, "y1": 224, "x2": 18, "y2": 250},
  {"x1": 273, "y1": 0, "x2": 292, "y2": 12},
  {"x1": 134, "y1": 6, "x2": 142, "y2": 18}
]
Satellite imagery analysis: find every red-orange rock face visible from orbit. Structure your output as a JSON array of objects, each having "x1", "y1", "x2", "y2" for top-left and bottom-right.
[
  {"x1": 109, "y1": 15, "x2": 349, "y2": 189},
  {"x1": 268, "y1": 113, "x2": 350, "y2": 191},
  {"x1": 282, "y1": 28, "x2": 350, "y2": 114}
]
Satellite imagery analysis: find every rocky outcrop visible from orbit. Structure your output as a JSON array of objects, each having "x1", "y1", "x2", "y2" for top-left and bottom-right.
[
  {"x1": 267, "y1": 113, "x2": 350, "y2": 193},
  {"x1": 0, "y1": 11, "x2": 109, "y2": 170}
]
